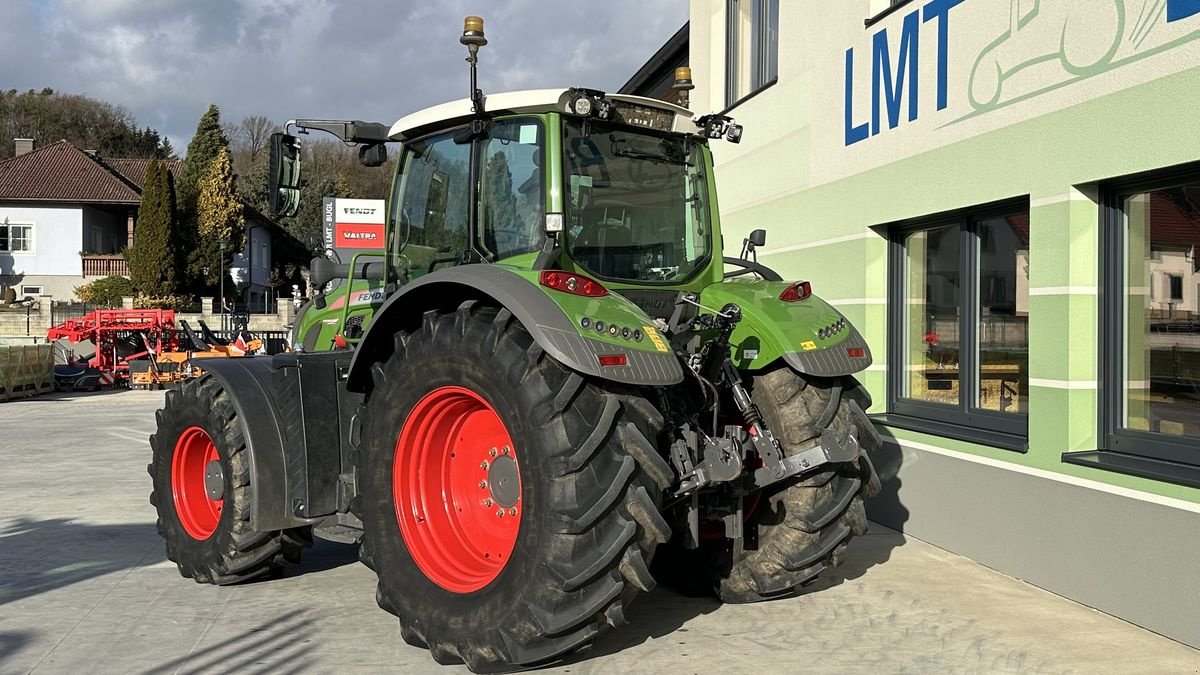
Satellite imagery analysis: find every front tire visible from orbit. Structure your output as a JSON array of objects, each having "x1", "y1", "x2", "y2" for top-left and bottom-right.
[
  {"x1": 148, "y1": 376, "x2": 312, "y2": 584},
  {"x1": 359, "y1": 302, "x2": 671, "y2": 672}
]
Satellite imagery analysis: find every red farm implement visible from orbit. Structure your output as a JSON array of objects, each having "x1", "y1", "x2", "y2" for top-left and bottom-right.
[{"x1": 47, "y1": 309, "x2": 179, "y2": 386}]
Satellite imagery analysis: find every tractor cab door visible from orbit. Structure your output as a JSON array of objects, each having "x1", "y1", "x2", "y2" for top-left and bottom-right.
[
  {"x1": 389, "y1": 129, "x2": 472, "y2": 278},
  {"x1": 475, "y1": 117, "x2": 546, "y2": 263},
  {"x1": 389, "y1": 116, "x2": 548, "y2": 276}
]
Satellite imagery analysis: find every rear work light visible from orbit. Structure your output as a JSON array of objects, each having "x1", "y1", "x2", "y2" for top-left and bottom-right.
[
  {"x1": 847, "y1": 347, "x2": 866, "y2": 358},
  {"x1": 540, "y1": 271, "x2": 608, "y2": 297},
  {"x1": 779, "y1": 281, "x2": 812, "y2": 302},
  {"x1": 597, "y1": 354, "x2": 627, "y2": 367}
]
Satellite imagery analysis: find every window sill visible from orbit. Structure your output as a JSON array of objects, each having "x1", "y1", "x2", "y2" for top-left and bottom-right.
[
  {"x1": 1061, "y1": 450, "x2": 1200, "y2": 490},
  {"x1": 721, "y1": 79, "x2": 778, "y2": 116},
  {"x1": 869, "y1": 413, "x2": 1029, "y2": 453},
  {"x1": 865, "y1": 0, "x2": 916, "y2": 27}
]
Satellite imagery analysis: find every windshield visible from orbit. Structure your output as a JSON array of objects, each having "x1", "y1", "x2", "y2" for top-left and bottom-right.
[{"x1": 562, "y1": 120, "x2": 711, "y2": 284}]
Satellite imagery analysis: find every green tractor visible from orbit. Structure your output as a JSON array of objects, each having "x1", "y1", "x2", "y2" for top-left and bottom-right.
[{"x1": 148, "y1": 17, "x2": 880, "y2": 672}]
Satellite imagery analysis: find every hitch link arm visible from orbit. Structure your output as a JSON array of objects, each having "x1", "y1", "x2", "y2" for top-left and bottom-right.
[{"x1": 750, "y1": 429, "x2": 862, "y2": 490}]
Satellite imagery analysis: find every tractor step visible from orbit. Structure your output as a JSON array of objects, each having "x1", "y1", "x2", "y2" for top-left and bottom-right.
[{"x1": 313, "y1": 522, "x2": 363, "y2": 544}]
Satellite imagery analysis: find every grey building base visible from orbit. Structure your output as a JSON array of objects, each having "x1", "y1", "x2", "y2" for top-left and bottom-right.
[{"x1": 868, "y1": 436, "x2": 1200, "y2": 649}]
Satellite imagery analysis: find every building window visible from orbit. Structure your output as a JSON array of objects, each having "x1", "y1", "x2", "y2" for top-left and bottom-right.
[
  {"x1": 20, "y1": 285, "x2": 42, "y2": 298},
  {"x1": 1100, "y1": 171, "x2": 1200, "y2": 469},
  {"x1": 725, "y1": 0, "x2": 778, "y2": 108},
  {"x1": 887, "y1": 200, "x2": 1030, "y2": 442},
  {"x1": 0, "y1": 222, "x2": 34, "y2": 253}
]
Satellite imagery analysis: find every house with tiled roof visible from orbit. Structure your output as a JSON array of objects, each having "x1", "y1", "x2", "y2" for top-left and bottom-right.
[
  {"x1": 0, "y1": 139, "x2": 143, "y2": 299},
  {"x1": 0, "y1": 138, "x2": 299, "y2": 306}
]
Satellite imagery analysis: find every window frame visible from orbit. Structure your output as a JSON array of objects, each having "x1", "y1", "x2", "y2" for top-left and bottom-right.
[
  {"x1": 477, "y1": 116, "x2": 547, "y2": 262},
  {"x1": 1091, "y1": 163, "x2": 1200, "y2": 475},
  {"x1": 20, "y1": 285, "x2": 42, "y2": 298},
  {"x1": 865, "y1": 0, "x2": 917, "y2": 28},
  {"x1": 724, "y1": 0, "x2": 779, "y2": 110},
  {"x1": 884, "y1": 197, "x2": 1030, "y2": 447},
  {"x1": 0, "y1": 222, "x2": 35, "y2": 254},
  {"x1": 559, "y1": 120, "x2": 715, "y2": 287}
]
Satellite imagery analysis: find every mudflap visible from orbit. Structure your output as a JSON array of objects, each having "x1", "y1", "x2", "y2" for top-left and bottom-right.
[{"x1": 196, "y1": 352, "x2": 362, "y2": 531}]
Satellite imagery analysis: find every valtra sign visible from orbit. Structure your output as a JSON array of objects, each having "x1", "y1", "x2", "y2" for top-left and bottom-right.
[{"x1": 323, "y1": 197, "x2": 386, "y2": 251}]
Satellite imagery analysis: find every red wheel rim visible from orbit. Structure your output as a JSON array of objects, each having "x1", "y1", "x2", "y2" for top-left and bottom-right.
[
  {"x1": 394, "y1": 386, "x2": 522, "y2": 593},
  {"x1": 171, "y1": 426, "x2": 224, "y2": 540}
]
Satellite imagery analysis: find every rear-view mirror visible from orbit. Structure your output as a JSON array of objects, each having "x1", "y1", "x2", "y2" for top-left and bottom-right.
[
  {"x1": 268, "y1": 132, "x2": 301, "y2": 218},
  {"x1": 748, "y1": 228, "x2": 767, "y2": 248},
  {"x1": 359, "y1": 143, "x2": 387, "y2": 167}
]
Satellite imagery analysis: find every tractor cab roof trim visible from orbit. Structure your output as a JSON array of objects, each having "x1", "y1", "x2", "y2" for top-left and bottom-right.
[{"x1": 388, "y1": 88, "x2": 695, "y2": 140}]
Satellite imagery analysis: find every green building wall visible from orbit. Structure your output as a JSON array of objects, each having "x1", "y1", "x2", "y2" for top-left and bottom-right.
[{"x1": 688, "y1": 0, "x2": 1200, "y2": 646}]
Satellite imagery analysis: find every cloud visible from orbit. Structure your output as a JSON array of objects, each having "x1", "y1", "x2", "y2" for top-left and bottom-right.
[{"x1": 0, "y1": 0, "x2": 687, "y2": 150}]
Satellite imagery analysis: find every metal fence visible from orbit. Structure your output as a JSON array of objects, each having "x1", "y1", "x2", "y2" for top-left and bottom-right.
[{"x1": 49, "y1": 301, "x2": 93, "y2": 326}]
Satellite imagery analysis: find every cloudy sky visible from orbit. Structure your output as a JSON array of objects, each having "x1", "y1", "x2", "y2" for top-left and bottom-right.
[{"x1": 1, "y1": 0, "x2": 687, "y2": 148}]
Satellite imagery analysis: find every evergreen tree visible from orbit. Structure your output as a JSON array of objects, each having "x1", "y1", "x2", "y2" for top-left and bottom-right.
[
  {"x1": 127, "y1": 159, "x2": 179, "y2": 296},
  {"x1": 159, "y1": 137, "x2": 178, "y2": 160},
  {"x1": 177, "y1": 104, "x2": 229, "y2": 214},
  {"x1": 189, "y1": 147, "x2": 245, "y2": 297}
]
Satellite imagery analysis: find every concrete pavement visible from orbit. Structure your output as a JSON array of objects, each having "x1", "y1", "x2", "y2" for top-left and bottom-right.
[{"x1": 1, "y1": 390, "x2": 1198, "y2": 674}]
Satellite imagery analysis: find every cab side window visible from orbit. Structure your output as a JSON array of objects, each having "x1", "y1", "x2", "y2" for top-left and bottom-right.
[
  {"x1": 394, "y1": 130, "x2": 471, "y2": 274},
  {"x1": 478, "y1": 119, "x2": 545, "y2": 260}
]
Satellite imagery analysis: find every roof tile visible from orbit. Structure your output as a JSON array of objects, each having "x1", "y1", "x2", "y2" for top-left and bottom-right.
[{"x1": 0, "y1": 140, "x2": 143, "y2": 203}]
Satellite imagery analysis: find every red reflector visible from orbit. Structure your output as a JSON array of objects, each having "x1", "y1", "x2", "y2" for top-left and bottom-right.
[
  {"x1": 779, "y1": 281, "x2": 812, "y2": 302},
  {"x1": 598, "y1": 354, "x2": 627, "y2": 367},
  {"x1": 540, "y1": 270, "x2": 608, "y2": 297},
  {"x1": 847, "y1": 347, "x2": 866, "y2": 358}
]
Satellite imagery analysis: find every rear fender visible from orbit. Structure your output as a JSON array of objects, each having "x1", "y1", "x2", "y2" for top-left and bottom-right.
[
  {"x1": 701, "y1": 281, "x2": 872, "y2": 377},
  {"x1": 346, "y1": 264, "x2": 683, "y2": 392}
]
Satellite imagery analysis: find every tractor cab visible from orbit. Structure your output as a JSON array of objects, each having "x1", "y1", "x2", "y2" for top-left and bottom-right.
[{"x1": 269, "y1": 82, "x2": 745, "y2": 350}]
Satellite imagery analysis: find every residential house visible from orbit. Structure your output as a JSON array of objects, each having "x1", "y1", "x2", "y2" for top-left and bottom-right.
[{"x1": 0, "y1": 138, "x2": 299, "y2": 306}]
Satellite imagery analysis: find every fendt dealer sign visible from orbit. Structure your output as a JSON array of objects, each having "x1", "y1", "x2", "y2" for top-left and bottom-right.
[{"x1": 323, "y1": 197, "x2": 386, "y2": 253}]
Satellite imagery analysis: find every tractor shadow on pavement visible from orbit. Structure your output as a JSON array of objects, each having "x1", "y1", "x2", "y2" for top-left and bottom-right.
[
  {"x1": 141, "y1": 608, "x2": 315, "y2": 675},
  {"x1": 0, "y1": 517, "x2": 166, "y2": 608},
  {"x1": 0, "y1": 630, "x2": 37, "y2": 667},
  {"x1": 284, "y1": 538, "x2": 361, "y2": 577},
  {"x1": 565, "y1": 517, "x2": 907, "y2": 667}
]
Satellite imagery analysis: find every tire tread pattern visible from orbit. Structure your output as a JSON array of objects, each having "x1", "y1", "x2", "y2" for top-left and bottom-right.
[{"x1": 361, "y1": 303, "x2": 672, "y2": 672}]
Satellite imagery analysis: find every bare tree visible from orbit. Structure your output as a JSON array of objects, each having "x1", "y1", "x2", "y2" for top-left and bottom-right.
[{"x1": 238, "y1": 115, "x2": 277, "y2": 164}]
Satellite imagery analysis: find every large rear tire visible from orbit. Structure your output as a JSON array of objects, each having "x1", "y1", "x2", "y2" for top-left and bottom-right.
[
  {"x1": 148, "y1": 376, "x2": 312, "y2": 584},
  {"x1": 715, "y1": 367, "x2": 874, "y2": 602},
  {"x1": 358, "y1": 302, "x2": 671, "y2": 673}
]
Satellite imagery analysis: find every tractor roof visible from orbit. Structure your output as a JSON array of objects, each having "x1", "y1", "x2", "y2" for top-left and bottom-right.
[{"x1": 388, "y1": 88, "x2": 694, "y2": 140}]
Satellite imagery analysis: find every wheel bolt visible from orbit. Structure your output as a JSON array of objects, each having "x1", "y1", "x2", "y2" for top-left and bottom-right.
[
  {"x1": 502, "y1": 447, "x2": 510, "y2": 455},
  {"x1": 508, "y1": 508, "x2": 517, "y2": 516},
  {"x1": 480, "y1": 460, "x2": 489, "y2": 470},
  {"x1": 484, "y1": 499, "x2": 493, "y2": 507},
  {"x1": 478, "y1": 480, "x2": 487, "y2": 489},
  {"x1": 496, "y1": 510, "x2": 505, "y2": 518},
  {"x1": 489, "y1": 448, "x2": 498, "y2": 457}
]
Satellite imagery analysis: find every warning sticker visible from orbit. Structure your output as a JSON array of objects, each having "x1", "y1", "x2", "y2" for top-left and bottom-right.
[
  {"x1": 643, "y1": 325, "x2": 669, "y2": 353},
  {"x1": 800, "y1": 340, "x2": 818, "y2": 351}
]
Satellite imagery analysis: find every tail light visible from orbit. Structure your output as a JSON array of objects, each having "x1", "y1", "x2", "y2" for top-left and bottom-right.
[
  {"x1": 779, "y1": 281, "x2": 812, "y2": 302},
  {"x1": 847, "y1": 347, "x2": 866, "y2": 358},
  {"x1": 540, "y1": 271, "x2": 608, "y2": 297},
  {"x1": 597, "y1": 354, "x2": 628, "y2": 367}
]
